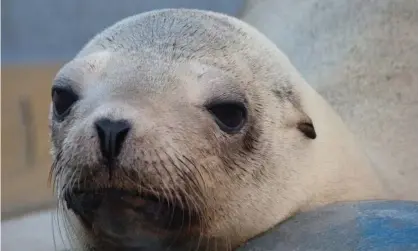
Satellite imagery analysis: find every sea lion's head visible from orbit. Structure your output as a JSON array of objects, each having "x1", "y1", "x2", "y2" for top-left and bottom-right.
[{"x1": 49, "y1": 9, "x2": 317, "y2": 251}]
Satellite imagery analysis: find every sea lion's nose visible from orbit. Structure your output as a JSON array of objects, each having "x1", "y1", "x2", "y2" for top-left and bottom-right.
[{"x1": 94, "y1": 118, "x2": 131, "y2": 163}]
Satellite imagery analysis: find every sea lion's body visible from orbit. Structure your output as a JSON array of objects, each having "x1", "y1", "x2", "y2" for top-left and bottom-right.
[
  {"x1": 242, "y1": 0, "x2": 418, "y2": 200},
  {"x1": 49, "y1": 9, "x2": 388, "y2": 250}
]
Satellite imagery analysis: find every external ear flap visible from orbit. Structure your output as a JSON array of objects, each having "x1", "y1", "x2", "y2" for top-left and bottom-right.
[
  {"x1": 271, "y1": 88, "x2": 317, "y2": 139},
  {"x1": 297, "y1": 121, "x2": 316, "y2": 139}
]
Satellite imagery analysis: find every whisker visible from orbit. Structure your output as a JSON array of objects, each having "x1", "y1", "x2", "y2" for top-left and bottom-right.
[
  {"x1": 183, "y1": 155, "x2": 209, "y2": 191},
  {"x1": 152, "y1": 148, "x2": 176, "y2": 216}
]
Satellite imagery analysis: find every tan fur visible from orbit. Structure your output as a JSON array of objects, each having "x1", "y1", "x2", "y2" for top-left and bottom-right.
[
  {"x1": 242, "y1": 0, "x2": 418, "y2": 201},
  {"x1": 50, "y1": 9, "x2": 389, "y2": 250}
]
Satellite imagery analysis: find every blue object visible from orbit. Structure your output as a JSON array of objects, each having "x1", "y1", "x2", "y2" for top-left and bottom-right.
[{"x1": 239, "y1": 200, "x2": 418, "y2": 251}]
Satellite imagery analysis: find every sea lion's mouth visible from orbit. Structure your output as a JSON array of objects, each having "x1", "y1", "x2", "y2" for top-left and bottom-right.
[{"x1": 64, "y1": 188, "x2": 197, "y2": 235}]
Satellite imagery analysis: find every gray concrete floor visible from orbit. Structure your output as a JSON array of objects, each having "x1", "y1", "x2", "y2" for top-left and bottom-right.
[{"x1": 2, "y1": 210, "x2": 68, "y2": 251}]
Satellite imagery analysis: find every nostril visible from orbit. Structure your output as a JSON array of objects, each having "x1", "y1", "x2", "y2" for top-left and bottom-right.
[
  {"x1": 114, "y1": 126, "x2": 130, "y2": 156},
  {"x1": 94, "y1": 118, "x2": 131, "y2": 163}
]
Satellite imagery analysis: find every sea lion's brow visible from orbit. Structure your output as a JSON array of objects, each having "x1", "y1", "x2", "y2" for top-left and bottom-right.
[
  {"x1": 204, "y1": 92, "x2": 247, "y2": 107},
  {"x1": 53, "y1": 76, "x2": 78, "y2": 88},
  {"x1": 204, "y1": 83, "x2": 247, "y2": 105},
  {"x1": 52, "y1": 76, "x2": 84, "y2": 96}
]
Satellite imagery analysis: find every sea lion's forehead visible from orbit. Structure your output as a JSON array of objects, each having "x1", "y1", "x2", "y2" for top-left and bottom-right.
[
  {"x1": 55, "y1": 51, "x2": 248, "y2": 106},
  {"x1": 75, "y1": 9, "x2": 246, "y2": 59},
  {"x1": 53, "y1": 9, "x2": 267, "y2": 106}
]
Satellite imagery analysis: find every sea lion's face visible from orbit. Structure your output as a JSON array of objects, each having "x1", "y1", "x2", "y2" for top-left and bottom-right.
[
  {"x1": 49, "y1": 9, "x2": 316, "y2": 251},
  {"x1": 50, "y1": 56, "x2": 263, "y2": 250}
]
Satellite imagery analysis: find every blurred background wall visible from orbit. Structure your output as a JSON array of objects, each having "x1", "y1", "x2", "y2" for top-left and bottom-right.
[{"x1": 1, "y1": 0, "x2": 246, "y2": 220}]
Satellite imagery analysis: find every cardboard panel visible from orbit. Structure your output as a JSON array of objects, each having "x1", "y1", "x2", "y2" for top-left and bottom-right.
[{"x1": 2, "y1": 64, "x2": 62, "y2": 218}]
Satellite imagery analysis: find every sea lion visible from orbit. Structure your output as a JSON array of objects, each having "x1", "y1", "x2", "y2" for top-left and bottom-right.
[
  {"x1": 48, "y1": 8, "x2": 387, "y2": 251},
  {"x1": 241, "y1": 0, "x2": 418, "y2": 200}
]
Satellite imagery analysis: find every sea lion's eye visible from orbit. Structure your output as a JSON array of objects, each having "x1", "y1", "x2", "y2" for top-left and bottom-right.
[
  {"x1": 51, "y1": 86, "x2": 79, "y2": 121},
  {"x1": 207, "y1": 102, "x2": 247, "y2": 134}
]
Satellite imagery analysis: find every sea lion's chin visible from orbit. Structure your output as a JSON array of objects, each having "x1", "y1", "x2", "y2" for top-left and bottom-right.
[{"x1": 64, "y1": 188, "x2": 198, "y2": 248}]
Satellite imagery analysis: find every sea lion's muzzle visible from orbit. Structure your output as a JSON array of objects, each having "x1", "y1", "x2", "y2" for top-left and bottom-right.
[
  {"x1": 60, "y1": 115, "x2": 202, "y2": 248},
  {"x1": 64, "y1": 185, "x2": 199, "y2": 249}
]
